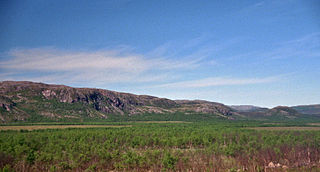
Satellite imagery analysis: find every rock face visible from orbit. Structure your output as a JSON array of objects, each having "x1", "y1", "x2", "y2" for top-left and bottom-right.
[
  {"x1": 175, "y1": 100, "x2": 237, "y2": 118},
  {"x1": 0, "y1": 81, "x2": 238, "y2": 122}
]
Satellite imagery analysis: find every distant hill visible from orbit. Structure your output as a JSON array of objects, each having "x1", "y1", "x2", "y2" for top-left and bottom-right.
[
  {"x1": 292, "y1": 104, "x2": 320, "y2": 115},
  {"x1": 266, "y1": 106, "x2": 301, "y2": 119},
  {"x1": 229, "y1": 105, "x2": 268, "y2": 112},
  {"x1": 230, "y1": 105, "x2": 303, "y2": 120},
  {"x1": 0, "y1": 81, "x2": 239, "y2": 123}
]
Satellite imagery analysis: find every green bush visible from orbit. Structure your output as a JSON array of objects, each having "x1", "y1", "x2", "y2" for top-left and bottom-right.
[{"x1": 162, "y1": 152, "x2": 178, "y2": 170}]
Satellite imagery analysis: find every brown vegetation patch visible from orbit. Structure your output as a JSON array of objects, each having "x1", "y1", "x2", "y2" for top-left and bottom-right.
[{"x1": 262, "y1": 123, "x2": 281, "y2": 125}]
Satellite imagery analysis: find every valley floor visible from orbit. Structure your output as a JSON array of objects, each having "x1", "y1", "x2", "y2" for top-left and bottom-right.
[{"x1": 1, "y1": 121, "x2": 320, "y2": 171}]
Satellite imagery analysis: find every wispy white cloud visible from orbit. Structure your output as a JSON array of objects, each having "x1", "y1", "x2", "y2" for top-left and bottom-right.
[
  {"x1": 146, "y1": 36, "x2": 241, "y2": 70},
  {"x1": 0, "y1": 45, "x2": 209, "y2": 85},
  {"x1": 1, "y1": 46, "x2": 215, "y2": 72},
  {"x1": 269, "y1": 32, "x2": 320, "y2": 59},
  {"x1": 278, "y1": 32, "x2": 320, "y2": 49},
  {"x1": 243, "y1": 1, "x2": 265, "y2": 11},
  {"x1": 0, "y1": 33, "x2": 295, "y2": 89},
  {"x1": 1, "y1": 48, "x2": 148, "y2": 72},
  {"x1": 1, "y1": 34, "x2": 238, "y2": 86},
  {"x1": 155, "y1": 76, "x2": 280, "y2": 88},
  {"x1": 225, "y1": 32, "x2": 320, "y2": 61}
]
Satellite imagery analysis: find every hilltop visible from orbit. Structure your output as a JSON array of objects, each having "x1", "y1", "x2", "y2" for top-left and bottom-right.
[{"x1": 0, "y1": 81, "x2": 238, "y2": 123}]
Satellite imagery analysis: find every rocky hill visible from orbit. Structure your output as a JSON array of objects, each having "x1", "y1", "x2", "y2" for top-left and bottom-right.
[{"x1": 0, "y1": 81, "x2": 239, "y2": 123}]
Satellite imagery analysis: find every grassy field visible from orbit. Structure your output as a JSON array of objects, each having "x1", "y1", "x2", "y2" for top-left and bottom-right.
[
  {"x1": 249, "y1": 126, "x2": 320, "y2": 131},
  {"x1": 308, "y1": 123, "x2": 320, "y2": 126},
  {"x1": 1, "y1": 121, "x2": 320, "y2": 171},
  {"x1": 0, "y1": 125, "x2": 131, "y2": 131},
  {"x1": 134, "y1": 121, "x2": 192, "y2": 124}
]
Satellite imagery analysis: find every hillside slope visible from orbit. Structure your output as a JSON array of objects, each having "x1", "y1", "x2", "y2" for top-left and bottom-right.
[
  {"x1": 0, "y1": 81, "x2": 239, "y2": 123},
  {"x1": 229, "y1": 105, "x2": 268, "y2": 112},
  {"x1": 231, "y1": 105, "x2": 303, "y2": 120},
  {"x1": 292, "y1": 104, "x2": 320, "y2": 115}
]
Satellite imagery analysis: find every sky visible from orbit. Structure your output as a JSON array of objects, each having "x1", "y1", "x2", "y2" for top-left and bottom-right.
[{"x1": 0, "y1": 0, "x2": 319, "y2": 107}]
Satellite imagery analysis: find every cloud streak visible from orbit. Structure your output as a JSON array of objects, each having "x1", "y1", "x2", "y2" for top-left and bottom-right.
[
  {"x1": 0, "y1": 33, "x2": 294, "y2": 89},
  {"x1": 0, "y1": 46, "x2": 206, "y2": 85},
  {"x1": 225, "y1": 32, "x2": 320, "y2": 62},
  {"x1": 1, "y1": 48, "x2": 148, "y2": 72},
  {"x1": 0, "y1": 35, "x2": 236, "y2": 86},
  {"x1": 155, "y1": 76, "x2": 279, "y2": 88},
  {"x1": 1, "y1": 46, "x2": 212, "y2": 72}
]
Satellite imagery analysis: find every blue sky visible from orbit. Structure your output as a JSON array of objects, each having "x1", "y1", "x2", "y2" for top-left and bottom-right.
[{"x1": 0, "y1": 0, "x2": 319, "y2": 107}]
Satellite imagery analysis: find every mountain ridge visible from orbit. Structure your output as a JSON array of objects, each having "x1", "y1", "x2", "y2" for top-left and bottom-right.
[
  {"x1": 1, "y1": 81, "x2": 319, "y2": 123},
  {"x1": 0, "y1": 81, "x2": 239, "y2": 123}
]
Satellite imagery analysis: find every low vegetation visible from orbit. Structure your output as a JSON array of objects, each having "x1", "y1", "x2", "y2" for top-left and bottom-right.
[
  {"x1": 249, "y1": 127, "x2": 320, "y2": 131},
  {"x1": 1, "y1": 122, "x2": 320, "y2": 171},
  {"x1": 0, "y1": 125, "x2": 131, "y2": 131}
]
